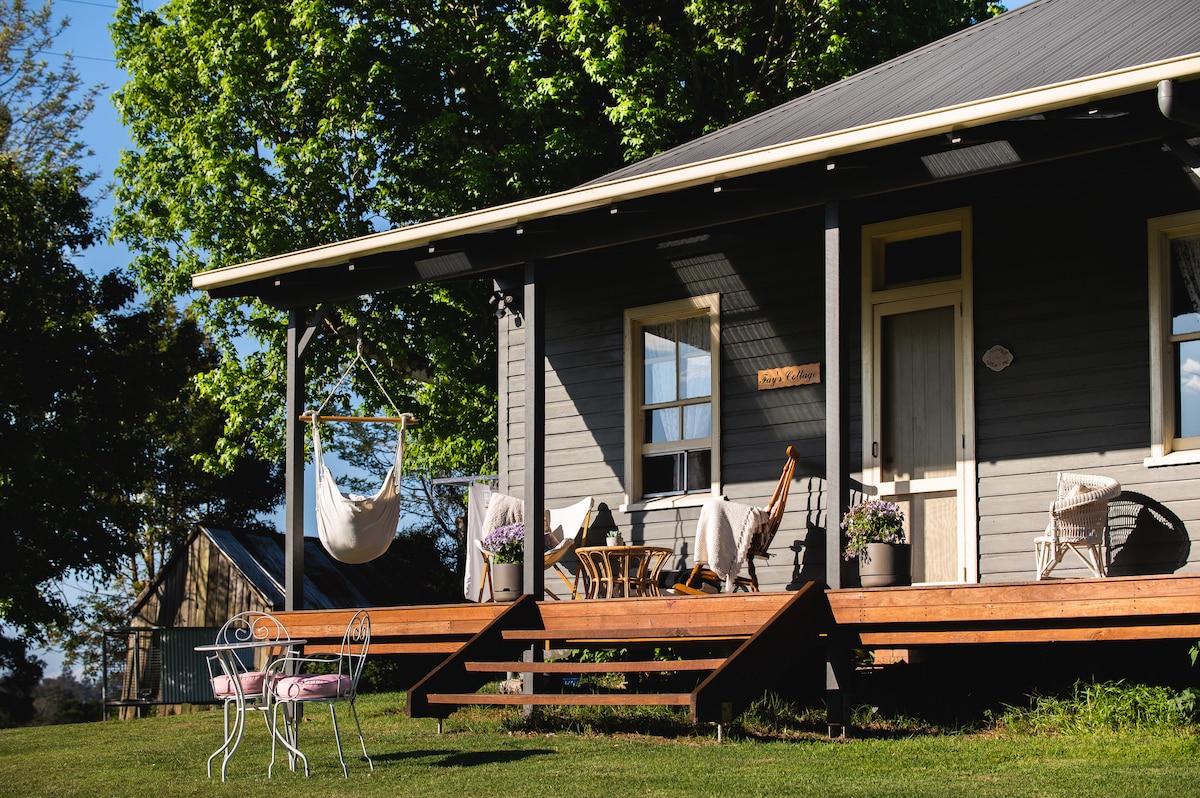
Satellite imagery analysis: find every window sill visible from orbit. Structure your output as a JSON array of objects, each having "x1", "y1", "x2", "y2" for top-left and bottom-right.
[
  {"x1": 620, "y1": 494, "x2": 720, "y2": 514},
  {"x1": 1143, "y1": 449, "x2": 1200, "y2": 468}
]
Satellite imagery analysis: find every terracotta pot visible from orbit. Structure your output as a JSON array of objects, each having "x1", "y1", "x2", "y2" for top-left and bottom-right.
[
  {"x1": 858, "y1": 542, "x2": 912, "y2": 588},
  {"x1": 492, "y1": 562, "x2": 522, "y2": 601}
]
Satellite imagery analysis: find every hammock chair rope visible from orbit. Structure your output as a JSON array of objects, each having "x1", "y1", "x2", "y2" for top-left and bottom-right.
[{"x1": 308, "y1": 341, "x2": 415, "y2": 564}]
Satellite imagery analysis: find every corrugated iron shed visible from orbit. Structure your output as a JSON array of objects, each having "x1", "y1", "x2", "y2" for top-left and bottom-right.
[{"x1": 200, "y1": 526, "x2": 454, "y2": 609}]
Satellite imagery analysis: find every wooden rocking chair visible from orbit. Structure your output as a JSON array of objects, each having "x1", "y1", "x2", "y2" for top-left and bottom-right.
[{"x1": 673, "y1": 445, "x2": 797, "y2": 593}]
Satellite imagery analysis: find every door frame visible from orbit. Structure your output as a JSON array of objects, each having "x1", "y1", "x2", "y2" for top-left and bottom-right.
[{"x1": 860, "y1": 207, "x2": 978, "y2": 583}]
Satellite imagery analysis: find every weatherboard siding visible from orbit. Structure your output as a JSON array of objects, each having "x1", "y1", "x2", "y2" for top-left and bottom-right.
[{"x1": 498, "y1": 141, "x2": 1200, "y2": 590}]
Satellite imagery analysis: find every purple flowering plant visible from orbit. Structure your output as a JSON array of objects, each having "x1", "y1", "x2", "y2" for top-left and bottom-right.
[
  {"x1": 841, "y1": 499, "x2": 905, "y2": 562},
  {"x1": 482, "y1": 521, "x2": 525, "y2": 564}
]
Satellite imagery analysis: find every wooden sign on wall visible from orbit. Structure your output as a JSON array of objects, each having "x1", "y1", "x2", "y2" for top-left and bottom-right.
[{"x1": 757, "y1": 363, "x2": 821, "y2": 390}]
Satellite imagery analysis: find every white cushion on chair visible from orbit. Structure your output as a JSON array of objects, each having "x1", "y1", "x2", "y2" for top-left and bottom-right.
[{"x1": 274, "y1": 673, "x2": 350, "y2": 700}]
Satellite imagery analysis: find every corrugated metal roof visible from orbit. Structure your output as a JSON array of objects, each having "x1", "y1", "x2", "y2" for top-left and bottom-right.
[
  {"x1": 201, "y1": 527, "x2": 453, "y2": 610},
  {"x1": 590, "y1": 0, "x2": 1200, "y2": 184}
]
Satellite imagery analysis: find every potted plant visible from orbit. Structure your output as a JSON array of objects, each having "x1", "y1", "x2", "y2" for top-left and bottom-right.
[
  {"x1": 482, "y1": 521, "x2": 525, "y2": 601},
  {"x1": 841, "y1": 499, "x2": 911, "y2": 587}
]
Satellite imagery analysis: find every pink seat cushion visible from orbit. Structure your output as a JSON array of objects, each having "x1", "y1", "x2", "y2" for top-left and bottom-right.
[
  {"x1": 211, "y1": 671, "x2": 268, "y2": 698},
  {"x1": 274, "y1": 673, "x2": 351, "y2": 700}
]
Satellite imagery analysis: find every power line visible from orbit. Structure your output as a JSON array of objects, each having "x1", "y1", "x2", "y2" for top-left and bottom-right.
[
  {"x1": 43, "y1": 49, "x2": 117, "y2": 64},
  {"x1": 13, "y1": 43, "x2": 118, "y2": 64}
]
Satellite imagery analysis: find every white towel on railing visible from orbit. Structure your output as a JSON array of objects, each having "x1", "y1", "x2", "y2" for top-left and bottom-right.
[
  {"x1": 694, "y1": 499, "x2": 765, "y2": 591},
  {"x1": 463, "y1": 483, "x2": 493, "y2": 601}
]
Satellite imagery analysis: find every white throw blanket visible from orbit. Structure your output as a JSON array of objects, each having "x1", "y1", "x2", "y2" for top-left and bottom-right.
[
  {"x1": 462, "y1": 483, "x2": 493, "y2": 601},
  {"x1": 694, "y1": 499, "x2": 766, "y2": 591},
  {"x1": 481, "y1": 492, "x2": 524, "y2": 535}
]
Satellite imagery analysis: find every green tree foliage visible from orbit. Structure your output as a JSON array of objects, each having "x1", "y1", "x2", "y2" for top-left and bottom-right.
[
  {"x1": 110, "y1": 0, "x2": 1001, "y2": 542},
  {"x1": 0, "y1": 636, "x2": 43, "y2": 727},
  {"x1": 0, "y1": 1, "x2": 285, "y2": 697},
  {"x1": 30, "y1": 672, "x2": 101, "y2": 725},
  {"x1": 0, "y1": 153, "x2": 283, "y2": 676}
]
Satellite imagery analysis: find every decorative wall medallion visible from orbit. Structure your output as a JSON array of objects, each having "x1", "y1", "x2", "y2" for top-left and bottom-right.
[{"x1": 983, "y1": 345, "x2": 1013, "y2": 372}]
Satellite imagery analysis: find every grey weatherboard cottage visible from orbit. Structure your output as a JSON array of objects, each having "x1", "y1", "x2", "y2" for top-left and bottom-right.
[{"x1": 195, "y1": 0, "x2": 1200, "y2": 608}]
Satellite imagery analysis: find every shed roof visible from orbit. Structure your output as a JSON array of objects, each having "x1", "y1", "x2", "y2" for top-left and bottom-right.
[
  {"x1": 193, "y1": 0, "x2": 1200, "y2": 294},
  {"x1": 199, "y1": 526, "x2": 455, "y2": 609}
]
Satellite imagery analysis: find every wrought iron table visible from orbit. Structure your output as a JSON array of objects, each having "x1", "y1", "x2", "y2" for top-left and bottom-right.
[{"x1": 195, "y1": 637, "x2": 305, "y2": 780}]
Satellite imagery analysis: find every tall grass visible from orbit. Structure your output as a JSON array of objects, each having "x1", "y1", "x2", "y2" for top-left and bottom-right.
[{"x1": 994, "y1": 679, "x2": 1198, "y2": 735}]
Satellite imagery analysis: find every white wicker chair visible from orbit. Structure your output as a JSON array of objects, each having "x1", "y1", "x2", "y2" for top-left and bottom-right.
[{"x1": 1034, "y1": 472, "x2": 1121, "y2": 579}]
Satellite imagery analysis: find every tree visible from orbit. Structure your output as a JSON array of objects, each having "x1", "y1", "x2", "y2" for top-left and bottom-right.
[
  {"x1": 110, "y1": 0, "x2": 1003, "y2": 552},
  {"x1": 30, "y1": 671, "x2": 101, "y2": 725},
  {"x1": 0, "y1": 0, "x2": 100, "y2": 175},
  {"x1": 0, "y1": 2, "x2": 285, "y2": 695},
  {"x1": 0, "y1": 153, "x2": 283, "y2": 676}
]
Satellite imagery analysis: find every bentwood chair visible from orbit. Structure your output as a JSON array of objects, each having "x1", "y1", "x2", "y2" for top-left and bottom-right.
[
  {"x1": 204, "y1": 611, "x2": 292, "y2": 780},
  {"x1": 674, "y1": 445, "x2": 797, "y2": 593},
  {"x1": 1035, "y1": 472, "x2": 1121, "y2": 579},
  {"x1": 267, "y1": 610, "x2": 372, "y2": 777}
]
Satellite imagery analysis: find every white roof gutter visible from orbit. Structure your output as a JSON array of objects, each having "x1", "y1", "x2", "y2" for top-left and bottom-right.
[{"x1": 194, "y1": 53, "x2": 1200, "y2": 293}]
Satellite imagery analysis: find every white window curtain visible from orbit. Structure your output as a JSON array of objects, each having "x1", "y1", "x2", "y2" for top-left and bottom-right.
[{"x1": 1174, "y1": 235, "x2": 1200, "y2": 314}]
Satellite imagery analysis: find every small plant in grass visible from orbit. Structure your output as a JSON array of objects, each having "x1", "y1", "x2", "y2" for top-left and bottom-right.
[{"x1": 733, "y1": 693, "x2": 828, "y2": 739}]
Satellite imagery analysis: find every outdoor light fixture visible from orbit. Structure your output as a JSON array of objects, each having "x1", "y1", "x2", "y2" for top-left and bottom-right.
[
  {"x1": 489, "y1": 289, "x2": 515, "y2": 318},
  {"x1": 489, "y1": 283, "x2": 523, "y2": 324}
]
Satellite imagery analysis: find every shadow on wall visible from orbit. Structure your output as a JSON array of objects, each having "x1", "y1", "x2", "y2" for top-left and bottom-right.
[
  {"x1": 785, "y1": 474, "x2": 879, "y2": 589},
  {"x1": 1106, "y1": 490, "x2": 1191, "y2": 576}
]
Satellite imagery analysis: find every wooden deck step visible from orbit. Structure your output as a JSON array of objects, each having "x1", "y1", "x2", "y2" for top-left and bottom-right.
[
  {"x1": 407, "y1": 584, "x2": 832, "y2": 725},
  {"x1": 501, "y1": 627, "x2": 752, "y2": 644},
  {"x1": 464, "y1": 659, "x2": 726, "y2": 674},
  {"x1": 424, "y1": 692, "x2": 693, "y2": 706}
]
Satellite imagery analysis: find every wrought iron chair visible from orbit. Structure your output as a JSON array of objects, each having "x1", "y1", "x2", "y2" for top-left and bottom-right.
[
  {"x1": 1035, "y1": 472, "x2": 1121, "y2": 579},
  {"x1": 204, "y1": 611, "x2": 292, "y2": 780},
  {"x1": 267, "y1": 610, "x2": 372, "y2": 777},
  {"x1": 673, "y1": 445, "x2": 798, "y2": 593}
]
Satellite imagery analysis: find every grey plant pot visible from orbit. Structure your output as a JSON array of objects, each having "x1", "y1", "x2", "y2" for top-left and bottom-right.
[
  {"x1": 858, "y1": 542, "x2": 913, "y2": 588},
  {"x1": 491, "y1": 562, "x2": 522, "y2": 601}
]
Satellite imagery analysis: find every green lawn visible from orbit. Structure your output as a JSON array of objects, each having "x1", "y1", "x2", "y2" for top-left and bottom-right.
[{"x1": 1, "y1": 692, "x2": 1197, "y2": 798}]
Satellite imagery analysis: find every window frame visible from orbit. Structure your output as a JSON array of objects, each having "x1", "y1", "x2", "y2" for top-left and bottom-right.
[
  {"x1": 622, "y1": 294, "x2": 721, "y2": 512},
  {"x1": 1148, "y1": 209, "x2": 1200, "y2": 465}
]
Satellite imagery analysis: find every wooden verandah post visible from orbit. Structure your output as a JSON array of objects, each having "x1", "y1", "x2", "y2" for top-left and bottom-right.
[
  {"x1": 284, "y1": 306, "x2": 326, "y2": 611},
  {"x1": 825, "y1": 201, "x2": 851, "y2": 737}
]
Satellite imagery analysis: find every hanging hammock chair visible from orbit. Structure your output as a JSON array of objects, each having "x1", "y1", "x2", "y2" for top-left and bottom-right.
[{"x1": 304, "y1": 345, "x2": 416, "y2": 564}]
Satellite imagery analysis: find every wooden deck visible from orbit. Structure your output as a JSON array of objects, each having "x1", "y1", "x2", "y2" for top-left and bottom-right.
[
  {"x1": 826, "y1": 572, "x2": 1200, "y2": 646},
  {"x1": 274, "y1": 573, "x2": 1200, "y2": 726}
]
